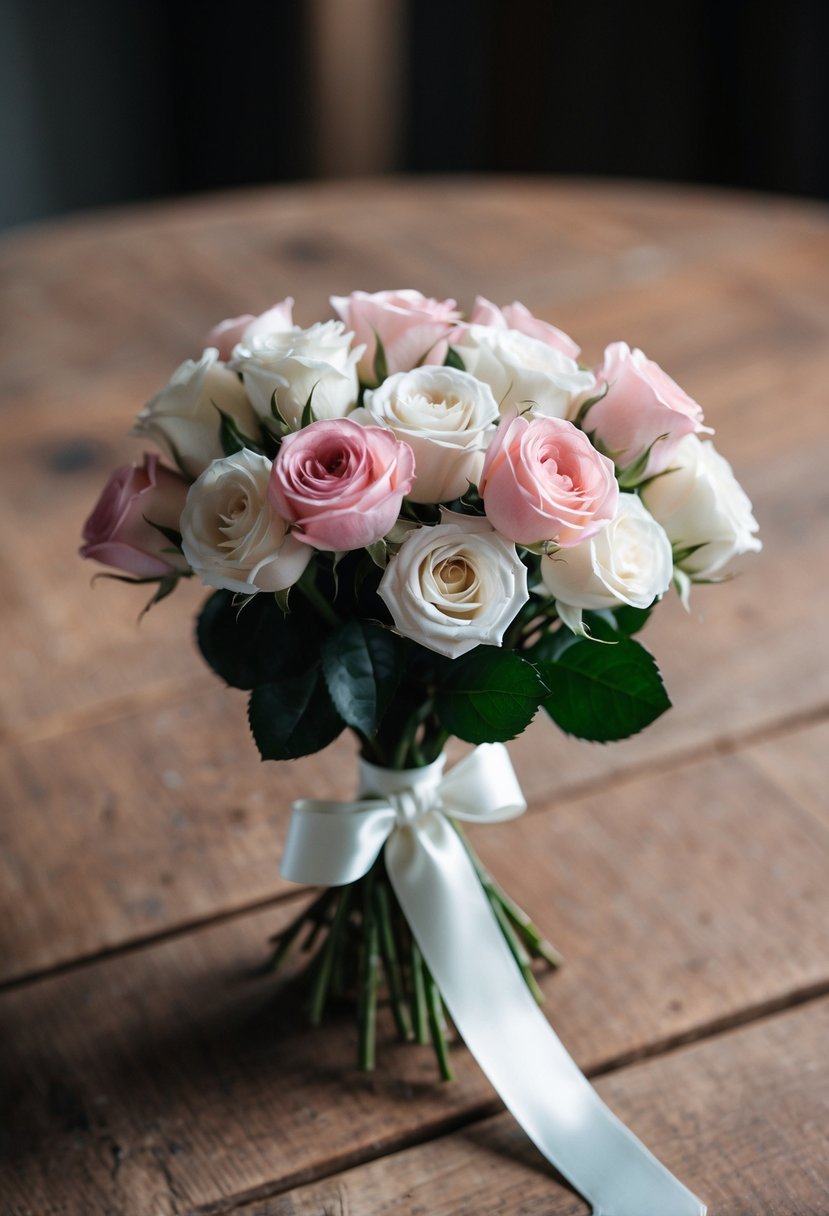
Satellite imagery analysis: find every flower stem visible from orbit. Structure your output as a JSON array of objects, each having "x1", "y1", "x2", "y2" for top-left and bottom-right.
[
  {"x1": 424, "y1": 962, "x2": 454, "y2": 1081},
  {"x1": 309, "y1": 887, "x2": 351, "y2": 1026},
  {"x1": 374, "y1": 882, "x2": 414, "y2": 1041},
  {"x1": 390, "y1": 698, "x2": 434, "y2": 769},
  {"x1": 268, "y1": 887, "x2": 333, "y2": 974},
  {"x1": 454, "y1": 823, "x2": 564, "y2": 968},
  {"x1": 410, "y1": 938, "x2": 430, "y2": 1046},
  {"x1": 358, "y1": 872, "x2": 380, "y2": 1070},
  {"x1": 296, "y1": 572, "x2": 341, "y2": 628},
  {"x1": 488, "y1": 893, "x2": 544, "y2": 1004}
]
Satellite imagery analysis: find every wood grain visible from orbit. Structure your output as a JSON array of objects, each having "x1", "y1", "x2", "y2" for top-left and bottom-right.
[
  {"x1": 1, "y1": 726, "x2": 828, "y2": 1212},
  {"x1": 227, "y1": 998, "x2": 829, "y2": 1216}
]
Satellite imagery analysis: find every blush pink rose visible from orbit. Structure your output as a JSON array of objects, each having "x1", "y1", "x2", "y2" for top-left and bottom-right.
[
  {"x1": 330, "y1": 289, "x2": 461, "y2": 385},
  {"x1": 203, "y1": 298, "x2": 295, "y2": 361},
  {"x1": 80, "y1": 453, "x2": 189, "y2": 577},
  {"x1": 269, "y1": 418, "x2": 415, "y2": 551},
  {"x1": 479, "y1": 413, "x2": 618, "y2": 547},
  {"x1": 466, "y1": 296, "x2": 580, "y2": 360},
  {"x1": 586, "y1": 342, "x2": 711, "y2": 477}
]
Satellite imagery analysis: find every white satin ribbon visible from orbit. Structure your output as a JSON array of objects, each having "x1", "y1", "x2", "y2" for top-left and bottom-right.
[{"x1": 281, "y1": 743, "x2": 705, "y2": 1216}]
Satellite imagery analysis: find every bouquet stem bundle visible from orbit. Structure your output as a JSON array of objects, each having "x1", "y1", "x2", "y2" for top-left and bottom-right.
[{"x1": 267, "y1": 833, "x2": 562, "y2": 1077}]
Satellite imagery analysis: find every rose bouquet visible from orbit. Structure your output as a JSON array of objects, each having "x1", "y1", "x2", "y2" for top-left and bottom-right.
[{"x1": 81, "y1": 289, "x2": 759, "y2": 1216}]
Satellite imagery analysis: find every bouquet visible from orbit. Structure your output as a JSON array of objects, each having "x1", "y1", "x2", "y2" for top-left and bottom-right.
[{"x1": 80, "y1": 289, "x2": 760, "y2": 1216}]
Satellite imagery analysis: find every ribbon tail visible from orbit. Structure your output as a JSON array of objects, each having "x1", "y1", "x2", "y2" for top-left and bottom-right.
[{"x1": 385, "y1": 816, "x2": 706, "y2": 1216}]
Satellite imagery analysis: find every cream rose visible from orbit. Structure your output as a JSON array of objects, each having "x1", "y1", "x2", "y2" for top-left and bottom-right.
[
  {"x1": 362, "y1": 366, "x2": 497, "y2": 503},
  {"x1": 640, "y1": 436, "x2": 761, "y2": 578},
  {"x1": 231, "y1": 320, "x2": 363, "y2": 427},
  {"x1": 378, "y1": 515, "x2": 529, "y2": 659},
  {"x1": 540, "y1": 493, "x2": 673, "y2": 616},
  {"x1": 452, "y1": 324, "x2": 595, "y2": 418},
  {"x1": 180, "y1": 449, "x2": 311, "y2": 594},
  {"x1": 132, "y1": 348, "x2": 258, "y2": 479}
]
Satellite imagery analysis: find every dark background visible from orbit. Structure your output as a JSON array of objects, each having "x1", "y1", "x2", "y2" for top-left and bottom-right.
[{"x1": 2, "y1": 0, "x2": 827, "y2": 231}]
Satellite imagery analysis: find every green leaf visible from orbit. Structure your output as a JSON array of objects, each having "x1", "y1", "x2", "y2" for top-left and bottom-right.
[
  {"x1": 270, "y1": 390, "x2": 288, "y2": 425},
  {"x1": 372, "y1": 330, "x2": 388, "y2": 384},
  {"x1": 616, "y1": 434, "x2": 670, "y2": 488},
  {"x1": 435, "y1": 649, "x2": 548, "y2": 744},
  {"x1": 300, "y1": 384, "x2": 319, "y2": 429},
  {"x1": 142, "y1": 517, "x2": 184, "y2": 552},
  {"x1": 321, "y1": 620, "x2": 404, "y2": 736},
  {"x1": 538, "y1": 634, "x2": 670, "y2": 742},
  {"x1": 571, "y1": 381, "x2": 609, "y2": 430},
  {"x1": 196, "y1": 589, "x2": 320, "y2": 689},
  {"x1": 216, "y1": 407, "x2": 264, "y2": 457},
  {"x1": 138, "y1": 573, "x2": 183, "y2": 620},
  {"x1": 443, "y1": 345, "x2": 466, "y2": 372},
  {"x1": 365, "y1": 539, "x2": 388, "y2": 569},
  {"x1": 248, "y1": 669, "x2": 344, "y2": 761}
]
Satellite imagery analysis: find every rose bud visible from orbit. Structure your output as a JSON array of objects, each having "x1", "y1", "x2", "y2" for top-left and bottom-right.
[{"x1": 80, "y1": 454, "x2": 189, "y2": 577}]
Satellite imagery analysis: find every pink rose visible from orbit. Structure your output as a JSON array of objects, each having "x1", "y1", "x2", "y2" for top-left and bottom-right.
[
  {"x1": 330, "y1": 289, "x2": 461, "y2": 385},
  {"x1": 586, "y1": 342, "x2": 711, "y2": 477},
  {"x1": 466, "y1": 296, "x2": 580, "y2": 360},
  {"x1": 80, "y1": 454, "x2": 189, "y2": 577},
  {"x1": 203, "y1": 298, "x2": 295, "y2": 361},
  {"x1": 269, "y1": 418, "x2": 415, "y2": 551},
  {"x1": 479, "y1": 413, "x2": 618, "y2": 547}
]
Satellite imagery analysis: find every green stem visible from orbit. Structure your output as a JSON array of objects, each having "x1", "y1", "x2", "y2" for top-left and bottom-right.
[
  {"x1": 491, "y1": 884, "x2": 564, "y2": 968},
  {"x1": 421, "y1": 725, "x2": 449, "y2": 764},
  {"x1": 390, "y1": 697, "x2": 434, "y2": 769},
  {"x1": 268, "y1": 887, "x2": 333, "y2": 973},
  {"x1": 374, "y1": 883, "x2": 413, "y2": 1041},
  {"x1": 296, "y1": 573, "x2": 341, "y2": 628},
  {"x1": 410, "y1": 938, "x2": 430, "y2": 1046},
  {"x1": 454, "y1": 823, "x2": 563, "y2": 968},
  {"x1": 309, "y1": 887, "x2": 352, "y2": 1026},
  {"x1": 424, "y1": 963, "x2": 454, "y2": 1081},
  {"x1": 358, "y1": 872, "x2": 380, "y2": 1070},
  {"x1": 488, "y1": 894, "x2": 544, "y2": 1004}
]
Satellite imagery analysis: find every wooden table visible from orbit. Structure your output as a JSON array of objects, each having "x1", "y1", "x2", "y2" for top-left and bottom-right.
[{"x1": 1, "y1": 178, "x2": 828, "y2": 1215}]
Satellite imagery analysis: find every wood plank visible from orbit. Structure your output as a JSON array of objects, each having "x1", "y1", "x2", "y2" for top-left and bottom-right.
[
  {"x1": 1, "y1": 730, "x2": 828, "y2": 1211},
  {"x1": 227, "y1": 998, "x2": 829, "y2": 1216}
]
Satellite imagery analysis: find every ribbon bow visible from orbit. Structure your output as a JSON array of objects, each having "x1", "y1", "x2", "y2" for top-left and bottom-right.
[{"x1": 281, "y1": 744, "x2": 705, "y2": 1216}]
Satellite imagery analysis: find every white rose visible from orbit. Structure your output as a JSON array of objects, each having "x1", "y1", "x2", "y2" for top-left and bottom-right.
[
  {"x1": 132, "y1": 348, "x2": 258, "y2": 479},
  {"x1": 180, "y1": 449, "x2": 310, "y2": 594},
  {"x1": 453, "y1": 324, "x2": 596, "y2": 418},
  {"x1": 540, "y1": 493, "x2": 673, "y2": 615},
  {"x1": 363, "y1": 367, "x2": 497, "y2": 503},
  {"x1": 231, "y1": 319, "x2": 363, "y2": 427},
  {"x1": 640, "y1": 436, "x2": 761, "y2": 577},
  {"x1": 378, "y1": 515, "x2": 528, "y2": 658}
]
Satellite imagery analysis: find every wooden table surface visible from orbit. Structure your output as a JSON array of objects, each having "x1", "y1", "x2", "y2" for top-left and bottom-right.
[{"x1": 1, "y1": 178, "x2": 828, "y2": 1215}]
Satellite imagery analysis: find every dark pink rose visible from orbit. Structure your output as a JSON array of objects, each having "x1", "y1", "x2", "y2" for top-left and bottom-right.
[
  {"x1": 466, "y1": 296, "x2": 581, "y2": 359},
  {"x1": 587, "y1": 342, "x2": 711, "y2": 476},
  {"x1": 479, "y1": 413, "x2": 618, "y2": 548},
  {"x1": 80, "y1": 454, "x2": 189, "y2": 576},
  {"x1": 269, "y1": 418, "x2": 415, "y2": 551},
  {"x1": 203, "y1": 298, "x2": 295, "y2": 361},
  {"x1": 330, "y1": 289, "x2": 461, "y2": 384}
]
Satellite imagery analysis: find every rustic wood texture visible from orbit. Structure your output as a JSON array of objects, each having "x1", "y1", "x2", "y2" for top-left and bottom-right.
[
  {"x1": 1, "y1": 179, "x2": 827, "y2": 1213},
  {"x1": 230, "y1": 999, "x2": 829, "y2": 1216},
  {"x1": 1, "y1": 727, "x2": 827, "y2": 1212}
]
